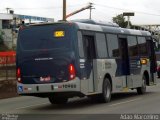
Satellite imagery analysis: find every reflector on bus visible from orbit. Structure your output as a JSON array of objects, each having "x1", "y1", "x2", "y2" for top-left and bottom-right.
[{"x1": 141, "y1": 58, "x2": 148, "y2": 65}]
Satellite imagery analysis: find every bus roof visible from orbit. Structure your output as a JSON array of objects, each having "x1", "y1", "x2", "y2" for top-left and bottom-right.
[
  {"x1": 74, "y1": 21, "x2": 151, "y2": 37},
  {"x1": 25, "y1": 19, "x2": 151, "y2": 37}
]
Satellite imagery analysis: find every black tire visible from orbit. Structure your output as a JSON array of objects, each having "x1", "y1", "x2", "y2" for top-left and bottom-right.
[
  {"x1": 137, "y1": 75, "x2": 146, "y2": 94},
  {"x1": 98, "y1": 78, "x2": 112, "y2": 103},
  {"x1": 48, "y1": 96, "x2": 68, "y2": 104}
]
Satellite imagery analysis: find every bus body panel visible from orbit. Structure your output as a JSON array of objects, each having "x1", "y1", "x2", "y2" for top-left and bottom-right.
[
  {"x1": 18, "y1": 51, "x2": 75, "y2": 84},
  {"x1": 17, "y1": 78, "x2": 81, "y2": 94},
  {"x1": 17, "y1": 23, "x2": 83, "y2": 96},
  {"x1": 17, "y1": 24, "x2": 79, "y2": 84}
]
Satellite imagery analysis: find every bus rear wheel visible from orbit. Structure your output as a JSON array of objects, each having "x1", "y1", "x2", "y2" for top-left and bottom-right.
[
  {"x1": 137, "y1": 75, "x2": 146, "y2": 94},
  {"x1": 48, "y1": 96, "x2": 68, "y2": 104},
  {"x1": 99, "y1": 78, "x2": 111, "y2": 103}
]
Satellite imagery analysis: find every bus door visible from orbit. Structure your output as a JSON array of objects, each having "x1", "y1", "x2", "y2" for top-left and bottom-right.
[
  {"x1": 83, "y1": 34, "x2": 97, "y2": 93},
  {"x1": 147, "y1": 39, "x2": 157, "y2": 83},
  {"x1": 127, "y1": 36, "x2": 141, "y2": 88},
  {"x1": 118, "y1": 36, "x2": 130, "y2": 88}
]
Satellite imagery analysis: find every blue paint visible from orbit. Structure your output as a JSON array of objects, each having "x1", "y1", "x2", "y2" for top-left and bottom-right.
[{"x1": 18, "y1": 86, "x2": 23, "y2": 92}]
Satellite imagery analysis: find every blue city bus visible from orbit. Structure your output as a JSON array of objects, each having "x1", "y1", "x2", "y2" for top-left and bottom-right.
[{"x1": 16, "y1": 20, "x2": 157, "y2": 104}]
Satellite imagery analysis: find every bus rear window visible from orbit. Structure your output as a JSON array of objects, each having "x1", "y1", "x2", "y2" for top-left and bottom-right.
[{"x1": 18, "y1": 25, "x2": 72, "y2": 51}]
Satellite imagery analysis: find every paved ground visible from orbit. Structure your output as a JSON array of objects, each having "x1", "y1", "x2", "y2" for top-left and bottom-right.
[{"x1": 0, "y1": 79, "x2": 159, "y2": 120}]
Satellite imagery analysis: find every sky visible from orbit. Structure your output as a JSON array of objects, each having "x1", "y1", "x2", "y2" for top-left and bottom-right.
[{"x1": 0, "y1": 0, "x2": 160, "y2": 25}]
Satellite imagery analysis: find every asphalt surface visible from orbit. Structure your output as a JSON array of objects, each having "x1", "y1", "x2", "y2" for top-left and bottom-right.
[{"x1": 0, "y1": 79, "x2": 160, "y2": 120}]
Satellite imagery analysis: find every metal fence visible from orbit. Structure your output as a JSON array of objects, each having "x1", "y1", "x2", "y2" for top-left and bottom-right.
[{"x1": 0, "y1": 51, "x2": 16, "y2": 81}]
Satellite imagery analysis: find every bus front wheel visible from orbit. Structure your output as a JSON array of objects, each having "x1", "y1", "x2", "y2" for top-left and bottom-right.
[{"x1": 137, "y1": 75, "x2": 146, "y2": 94}]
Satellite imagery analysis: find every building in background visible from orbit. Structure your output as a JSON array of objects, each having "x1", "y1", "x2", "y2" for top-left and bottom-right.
[{"x1": 0, "y1": 12, "x2": 54, "y2": 50}]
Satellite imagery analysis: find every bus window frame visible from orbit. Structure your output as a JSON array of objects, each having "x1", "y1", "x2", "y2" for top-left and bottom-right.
[
  {"x1": 106, "y1": 33, "x2": 121, "y2": 59},
  {"x1": 81, "y1": 30, "x2": 98, "y2": 59},
  {"x1": 127, "y1": 35, "x2": 139, "y2": 58},
  {"x1": 77, "y1": 31, "x2": 85, "y2": 58},
  {"x1": 137, "y1": 36, "x2": 148, "y2": 57},
  {"x1": 95, "y1": 32, "x2": 108, "y2": 59}
]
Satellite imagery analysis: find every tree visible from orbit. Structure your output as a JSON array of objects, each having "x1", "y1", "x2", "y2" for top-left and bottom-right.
[{"x1": 112, "y1": 14, "x2": 132, "y2": 28}]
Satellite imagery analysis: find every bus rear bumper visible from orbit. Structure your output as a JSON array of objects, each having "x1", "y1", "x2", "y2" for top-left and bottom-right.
[{"x1": 17, "y1": 78, "x2": 81, "y2": 95}]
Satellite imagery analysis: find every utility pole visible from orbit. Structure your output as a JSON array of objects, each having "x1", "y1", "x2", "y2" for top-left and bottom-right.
[
  {"x1": 66, "y1": 4, "x2": 92, "y2": 19},
  {"x1": 123, "y1": 12, "x2": 135, "y2": 29},
  {"x1": 6, "y1": 8, "x2": 11, "y2": 14},
  {"x1": 89, "y1": 3, "x2": 94, "y2": 19},
  {"x1": 127, "y1": 16, "x2": 130, "y2": 28},
  {"x1": 63, "y1": 2, "x2": 95, "y2": 20},
  {"x1": 63, "y1": 0, "x2": 66, "y2": 21}
]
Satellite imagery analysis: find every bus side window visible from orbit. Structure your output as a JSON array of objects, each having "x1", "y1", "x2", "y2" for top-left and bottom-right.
[
  {"x1": 127, "y1": 36, "x2": 138, "y2": 57},
  {"x1": 106, "y1": 34, "x2": 120, "y2": 58},
  {"x1": 77, "y1": 31, "x2": 84, "y2": 58},
  {"x1": 83, "y1": 35, "x2": 96, "y2": 59},
  {"x1": 95, "y1": 33, "x2": 108, "y2": 58},
  {"x1": 138, "y1": 37, "x2": 148, "y2": 56}
]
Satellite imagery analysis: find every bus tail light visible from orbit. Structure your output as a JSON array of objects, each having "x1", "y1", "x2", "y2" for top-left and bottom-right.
[
  {"x1": 69, "y1": 64, "x2": 76, "y2": 80},
  {"x1": 17, "y1": 68, "x2": 22, "y2": 83}
]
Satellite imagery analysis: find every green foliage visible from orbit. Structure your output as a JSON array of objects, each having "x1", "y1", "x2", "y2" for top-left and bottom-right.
[{"x1": 112, "y1": 14, "x2": 132, "y2": 28}]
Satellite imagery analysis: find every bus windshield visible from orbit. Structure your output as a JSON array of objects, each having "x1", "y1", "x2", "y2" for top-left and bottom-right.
[{"x1": 18, "y1": 25, "x2": 73, "y2": 51}]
